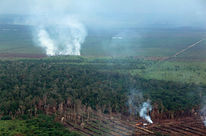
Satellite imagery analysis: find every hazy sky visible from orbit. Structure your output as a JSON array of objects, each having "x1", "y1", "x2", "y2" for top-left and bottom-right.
[{"x1": 0, "y1": 0, "x2": 206, "y2": 27}]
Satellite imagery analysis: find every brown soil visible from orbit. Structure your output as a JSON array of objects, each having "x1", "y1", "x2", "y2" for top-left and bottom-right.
[
  {"x1": 61, "y1": 112, "x2": 206, "y2": 136},
  {"x1": 148, "y1": 116, "x2": 206, "y2": 136}
]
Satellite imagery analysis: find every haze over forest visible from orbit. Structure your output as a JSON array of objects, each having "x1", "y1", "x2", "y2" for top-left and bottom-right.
[
  {"x1": 0, "y1": 0, "x2": 206, "y2": 28},
  {"x1": 1, "y1": 1, "x2": 206, "y2": 136}
]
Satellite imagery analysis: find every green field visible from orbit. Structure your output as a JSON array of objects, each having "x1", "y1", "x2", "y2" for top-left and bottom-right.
[
  {"x1": 130, "y1": 61, "x2": 206, "y2": 85},
  {"x1": 0, "y1": 25, "x2": 43, "y2": 54},
  {"x1": 1, "y1": 24, "x2": 206, "y2": 57},
  {"x1": 82, "y1": 28, "x2": 206, "y2": 57}
]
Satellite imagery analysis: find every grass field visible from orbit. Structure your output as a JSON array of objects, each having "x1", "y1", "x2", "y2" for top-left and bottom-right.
[
  {"x1": 178, "y1": 40, "x2": 206, "y2": 60},
  {"x1": 1, "y1": 24, "x2": 206, "y2": 57},
  {"x1": 80, "y1": 27, "x2": 206, "y2": 57},
  {"x1": 129, "y1": 61, "x2": 206, "y2": 85},
  {"x1": 0, "y1": 24, "x2": 43, "y2": 54}
]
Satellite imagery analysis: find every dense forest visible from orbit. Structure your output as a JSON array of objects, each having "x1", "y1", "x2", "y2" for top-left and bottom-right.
[{"x1": 0, "y1": 56, "x2": 204, "y2": 121}]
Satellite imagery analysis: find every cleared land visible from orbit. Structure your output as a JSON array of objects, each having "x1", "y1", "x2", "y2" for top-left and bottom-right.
[{"x1": 53, "y1": 103, "x2": 206, "y2": 136}]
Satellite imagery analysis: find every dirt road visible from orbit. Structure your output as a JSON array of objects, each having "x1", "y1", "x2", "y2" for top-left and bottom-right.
[
  {"x1": 172, "y1": 39, "x2": 205, "y2": 58},
  {"x1": 161, "y1": 39, "x2": 205, "y2": 61}
]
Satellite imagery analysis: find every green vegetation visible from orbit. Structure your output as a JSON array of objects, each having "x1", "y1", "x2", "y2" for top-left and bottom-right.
[
  {"x1": 0, "y1": 115, "x2": 79, "y2": 136},
  {"x1": 131, "y1": 61, "x2": 206, "y2": 85},
  {"x1": 0, "y1": 56, "x2": 204, "y2": 118}
]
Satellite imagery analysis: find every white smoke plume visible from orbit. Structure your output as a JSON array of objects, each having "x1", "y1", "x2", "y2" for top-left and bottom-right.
[
  {"x1": 33, "y1": 16, "x2": 87, "y2": 56},
  {"x1": 139, "y1": 101, "x2": 153, "y2": 124},
  {"x1": 128, "y1": 90, "x2": 153, "y2": 123},
  {"x1": 128, "y1": 90, "x2": 143, "y2": 115},
  {"x1": 14, "y1": 0, "x2": 88, "y2": 56},
  {"x1": 200, "y1": 96, "x2": 206, "y2": 126},
  {"x1": 200, "y1": 106, "x2": 206, "y2": 126}
]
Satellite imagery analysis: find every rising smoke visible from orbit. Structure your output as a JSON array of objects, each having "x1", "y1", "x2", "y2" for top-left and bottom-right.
[
  {"x1": 200, "y1": 96, "x2": 206, "y2": 126},
  {"x1": 0, "y1": 0, "x2": 206, "y2": 56},
  {"x1": 200, "y1": 106, "x2": 206, "y2": 126},
  {"x1": 19, "y1": 0, "x2": 88, "y2": 56},
  {"x1": 1, "y1": 0, "x2": 206, "y2": 28},
  {"x1": 139, "y1": 101, "x2": 153, "y2": 124},
  {"x1": 128, "y1": 90, "x2": 143, "y2": 115},
  {"x1": 34, "y1": 16, "x2": 87, "y2": 56},
  {"x1": 128, "y1": 90, "x2": 153, "y2": 123}
]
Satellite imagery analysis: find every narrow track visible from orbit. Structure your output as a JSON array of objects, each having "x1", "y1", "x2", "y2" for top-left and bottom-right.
[
  {"x1": 161, "y1": 39, "x2": 205, "y2": 61},
  {"x1": 172, "y1": 39, "x2": 205, "y2": 58}
]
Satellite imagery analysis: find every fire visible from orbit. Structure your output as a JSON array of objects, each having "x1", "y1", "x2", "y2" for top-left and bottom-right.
[{"x1": 136, "y1": 122, "x2": 143, "y2": 126}]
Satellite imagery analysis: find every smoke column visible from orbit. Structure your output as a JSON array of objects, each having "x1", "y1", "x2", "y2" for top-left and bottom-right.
[
  {"x1": 200, "y1": 97, "x2": 206, "y2": 126},
  {"x1": 33, "y1": 17, "x2": 87, "y2": 56},
  {"x1": 128, "y1": 90, "x2": 153, "y2": 123},
  {"x1": 139, "y1": 101, "x2": 153, "y2": 124},
  {"x1": 201, "y1": 106, "x2": 206, "y2": 126},
  {"x1": 128, "y1": 90, "x2": 143, "y2": 115},
  {"x1": 20, "y1": 0, "x2": 88, "y2": 56}
]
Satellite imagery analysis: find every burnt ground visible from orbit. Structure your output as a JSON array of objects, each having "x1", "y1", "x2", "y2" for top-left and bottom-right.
[
  {"x1": 148, "y1": 116, "x2": 206, "y2": 136},
  {"x1": 60, "y1": 111, "x2": 206, "y2": 136}
]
